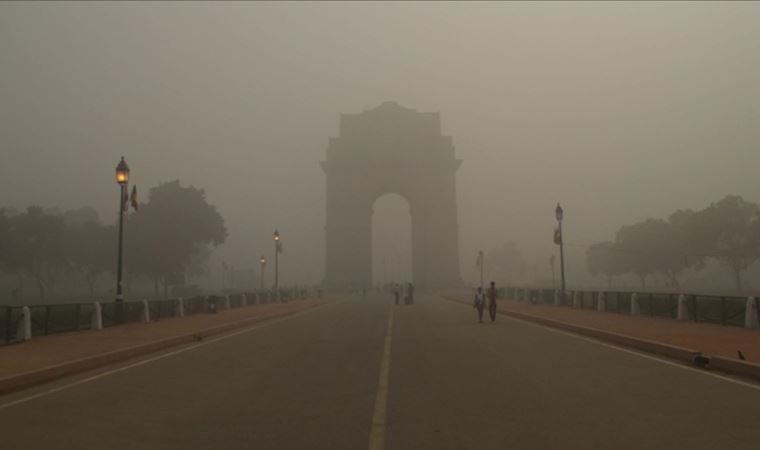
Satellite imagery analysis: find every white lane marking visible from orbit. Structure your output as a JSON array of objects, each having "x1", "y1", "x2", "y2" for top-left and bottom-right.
[
  {"x1": 0, "y1": 303, "x2": 335, "y2": 411},
  {"x1": 447, "y1": 299, "x2": 760, "y2": 392},
  {"x1": 368, "y1": 304, "x2": 395, "y2": 450}
]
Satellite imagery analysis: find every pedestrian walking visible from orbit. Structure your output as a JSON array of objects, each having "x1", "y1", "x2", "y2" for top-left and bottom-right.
[
  {"x1": 393, "y1": 285, "x2": 400, "y2": 305},
  {"x1": 487, "y1": 281, "x2": 498, "y2": 322},
  {"x1": 473, "y1": 287, "x2": 485, "y2": 323},
  {"x1": 407, "y1": 282, "x2": 415, "y2": 305}
]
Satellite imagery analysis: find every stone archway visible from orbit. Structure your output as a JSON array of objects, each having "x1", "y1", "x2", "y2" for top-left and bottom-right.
[{"x1": 321, "y1": 101, "x2": 463, "y2": 290}]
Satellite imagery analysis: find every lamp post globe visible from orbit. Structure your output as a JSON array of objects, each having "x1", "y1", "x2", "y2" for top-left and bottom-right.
[{"x1": 116, "y1": 156, "x2": 130, "y2": 185}]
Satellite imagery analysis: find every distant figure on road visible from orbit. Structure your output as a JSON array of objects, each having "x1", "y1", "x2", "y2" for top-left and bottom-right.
[
  {"x1": 393, "y1": 285, "x2": 400, "y2": 305},
  {"x1": 473, "y1": 287, "x2": 485, "y2": 323},
  {"x1": 487, "y1": 281, "x2": 498, "y2": 322},
  {"x1": 407, "y1": 282, "x2": 415, "y2": 305}
]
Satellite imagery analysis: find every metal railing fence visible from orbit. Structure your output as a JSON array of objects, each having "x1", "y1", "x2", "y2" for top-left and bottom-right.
[
  {"x1": 2, "y1": 286, "x2": 318, "y2": 346},
  {"x1": 503, "y1": 286, "x2": 754, "y2": 330}
]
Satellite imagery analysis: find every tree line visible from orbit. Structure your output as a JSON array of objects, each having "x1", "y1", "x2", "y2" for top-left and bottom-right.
[
  {"x1": 0, "y1": 180, "x2": 226, "y2": 303},
  {"x1": 586, "y1": 195, "x2": 760, "y2": 292}
]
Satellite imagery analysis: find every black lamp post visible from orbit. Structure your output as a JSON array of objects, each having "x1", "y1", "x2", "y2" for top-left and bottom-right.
[
  {"x1": 273, "y1": 229, "x2": 280, "y2": 298},
  {"x1": 115, "y1": 157, "x2": 130, "y2": 323},
  {"x1": 259, "y1": 255, "x2": 266, "y2": 291},
  {"x1": 555, "y1": 203, "x2": 566, "y2": 302}
]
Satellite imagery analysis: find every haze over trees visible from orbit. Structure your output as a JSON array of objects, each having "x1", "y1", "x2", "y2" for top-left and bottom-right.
[
  {"x1": 0, "y1": 181, "x2": 226, "y2": 304},
  {"x1": 485, "y1": 242, "x2": 527, "y2": 283},
  {"x1": 585, "y1": 195, "x2": 760, "y2": 292},
  {"x1": 126, "y1": 181, "x2": 228, "y2": 298}
]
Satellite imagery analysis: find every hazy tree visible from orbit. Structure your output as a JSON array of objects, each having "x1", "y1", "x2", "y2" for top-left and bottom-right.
[
  {"x1": 62, "y1": 206, "x2": 101, "y2": 227},
  {"x1": 586, "y1": 241, "x2": 624, "y2": 288},
  {"x1": 186, "y1": 244, "x2": 212, "y2": 282},
  {"x1": 688, "y1": 196, "x2": 760, "y2": 292},
  {"x1": 0, "y1": 206, "x2": 66, "y2": 301},
  {"x1": 485, "y1": 242, "x2": 526, "y2": 281},
  {"x1": 63, "y1": 211, "x2": 115, "y2": 299},
  {"x1": 127, "y1": 181, "x2": 227, "y2": 298}
]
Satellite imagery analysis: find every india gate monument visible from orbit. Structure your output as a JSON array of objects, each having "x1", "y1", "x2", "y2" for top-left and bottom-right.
[{"x1": 321, "y1": 101, "x2": 463, "y2": 290}]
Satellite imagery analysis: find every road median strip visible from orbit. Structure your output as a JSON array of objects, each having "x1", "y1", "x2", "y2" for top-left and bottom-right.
[
  {"x1": 446, "y1": 297, "x2": 760, "y2": 381},
  {"x1": 0, "y1": 301, "x2": 328, "y2": 397}
]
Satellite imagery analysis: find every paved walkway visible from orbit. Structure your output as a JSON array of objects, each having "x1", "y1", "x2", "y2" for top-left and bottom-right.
[
  {"x1": 453, "y1": 296, "x2": 760, "y2": 363},
  {"x1": 0, "y1": 298, "x2": 330, "y2": 379}
]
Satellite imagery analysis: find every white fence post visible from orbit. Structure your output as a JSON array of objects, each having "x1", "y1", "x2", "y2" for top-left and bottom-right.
[
  {"x1": 631, "y1": 293, "x2": 640, "y2": 315},
  {"x1": 141, "y1": 299, "x2": 150, "y2": 323},
  {"x1": 241, "y1": 293, "x2": 247, "y2": 307},
  {"x1": 224, "y1": 295, "x2": 231, "y2": 309},
  {"x1": 677, "y1": 294, "x2": 688, "y2": 321},
  {"x1": 597, "y1": 292, "x2": 606, "y2": 312},
  {"x1": 17, "y1": 306, "x2": 31, "y2": 341},
  {"x1": 745, "y1": 297, "x2": 759, "y2": 329},
  {"x1": 177, "y1": 297, "x2": 185, "y2": 317},
  {"x1": 554, "y1": 290, "x2": 561, "y2": 306},
  {"x1": 91, "y1": 302, "x2": 103, "y2": 330}
]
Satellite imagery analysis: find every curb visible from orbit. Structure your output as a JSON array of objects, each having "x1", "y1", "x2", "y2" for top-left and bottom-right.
[
  {"x1": 447, "y1": 298, "x2": 701, "y2": 364},
  {"x1": 708, "y1": 356, "x2": 760, "y2": 380},
  {"x1": 448, "y1": 297, "x2": 760, "y2": 382},
  {"x1": 0, "y1": 302, "x2": 323, "y2": 397}
]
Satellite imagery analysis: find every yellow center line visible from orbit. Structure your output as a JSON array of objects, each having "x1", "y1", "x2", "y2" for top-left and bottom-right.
[{"x1": 368, "y1": 303, "x2": 394, "y2": 450}]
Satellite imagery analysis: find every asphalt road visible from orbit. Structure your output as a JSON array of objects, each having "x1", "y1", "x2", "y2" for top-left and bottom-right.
[{"x1": 2, "y1": 294, "x2": 760, "y2": 450}]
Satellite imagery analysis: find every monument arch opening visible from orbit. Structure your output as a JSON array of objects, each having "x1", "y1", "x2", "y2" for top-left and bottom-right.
[
  {"x1": 372, "y1": 193, "x2": 412, "y2": 286},
  {"x1": 321, "y1": 101, "x2": 463, "y2": 290}
]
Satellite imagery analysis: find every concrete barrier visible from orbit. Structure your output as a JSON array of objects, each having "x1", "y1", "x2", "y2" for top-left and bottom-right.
[
  {"x1": 630, "y1": 293, "x2": 640, "y2": 315},
  {"x1": 0, "y1": 300, "x2": 327, "y2": 397},
  {"x1": 677, "y1": 294, "x2": 688, "y2": 321},
  {"x1": 177, "y1": 297, "x2": 185, "y2": 317},
  {"x1": 478, "y1": 303, "x2": 701, "y2": 364},
  {"x1": 17, "y1": 306, "x2": 31, "y2": 341},
  {"x1": 597, "y1": 292, "x2": 606, "y2": 312},
  {"x1": 91, "y1": 302, "x2": 103, "y2": 331},
  {"x1": 709, "y1": 355, "x2": 760, "y2": 381},
  {"x1": 141, "y1": 300, "x2": 150, "y2": 323},
  {"x1": 745, "y1": 297, "x2": 758, "y2": 329}
]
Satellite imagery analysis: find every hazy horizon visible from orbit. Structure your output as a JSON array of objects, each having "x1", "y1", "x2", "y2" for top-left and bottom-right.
[{"x1": 2, "y1": 1, "x2": 759, "y2": 289}]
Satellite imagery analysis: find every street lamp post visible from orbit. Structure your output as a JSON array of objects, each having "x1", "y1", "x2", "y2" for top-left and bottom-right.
[
  {"x1": 115, "y1": 157, "x2": 130, "y2": 324},
  {"x1": 555, "y1": 203, "x2": 566, "y2": 302},
  {"x1": 259, "y1": 255, "x2": 266, "y2": 291},
  {"x1": 550, "y1": 254, "x2": 556, "y2": 291},
  {"x1": 273, "y1": 229, "x2": 280, "y2": 299}
]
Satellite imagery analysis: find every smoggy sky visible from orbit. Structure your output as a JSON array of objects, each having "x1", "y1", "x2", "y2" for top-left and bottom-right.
[{"x1": 2, "y1": 2, "x2": 759, "y2": 287}]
